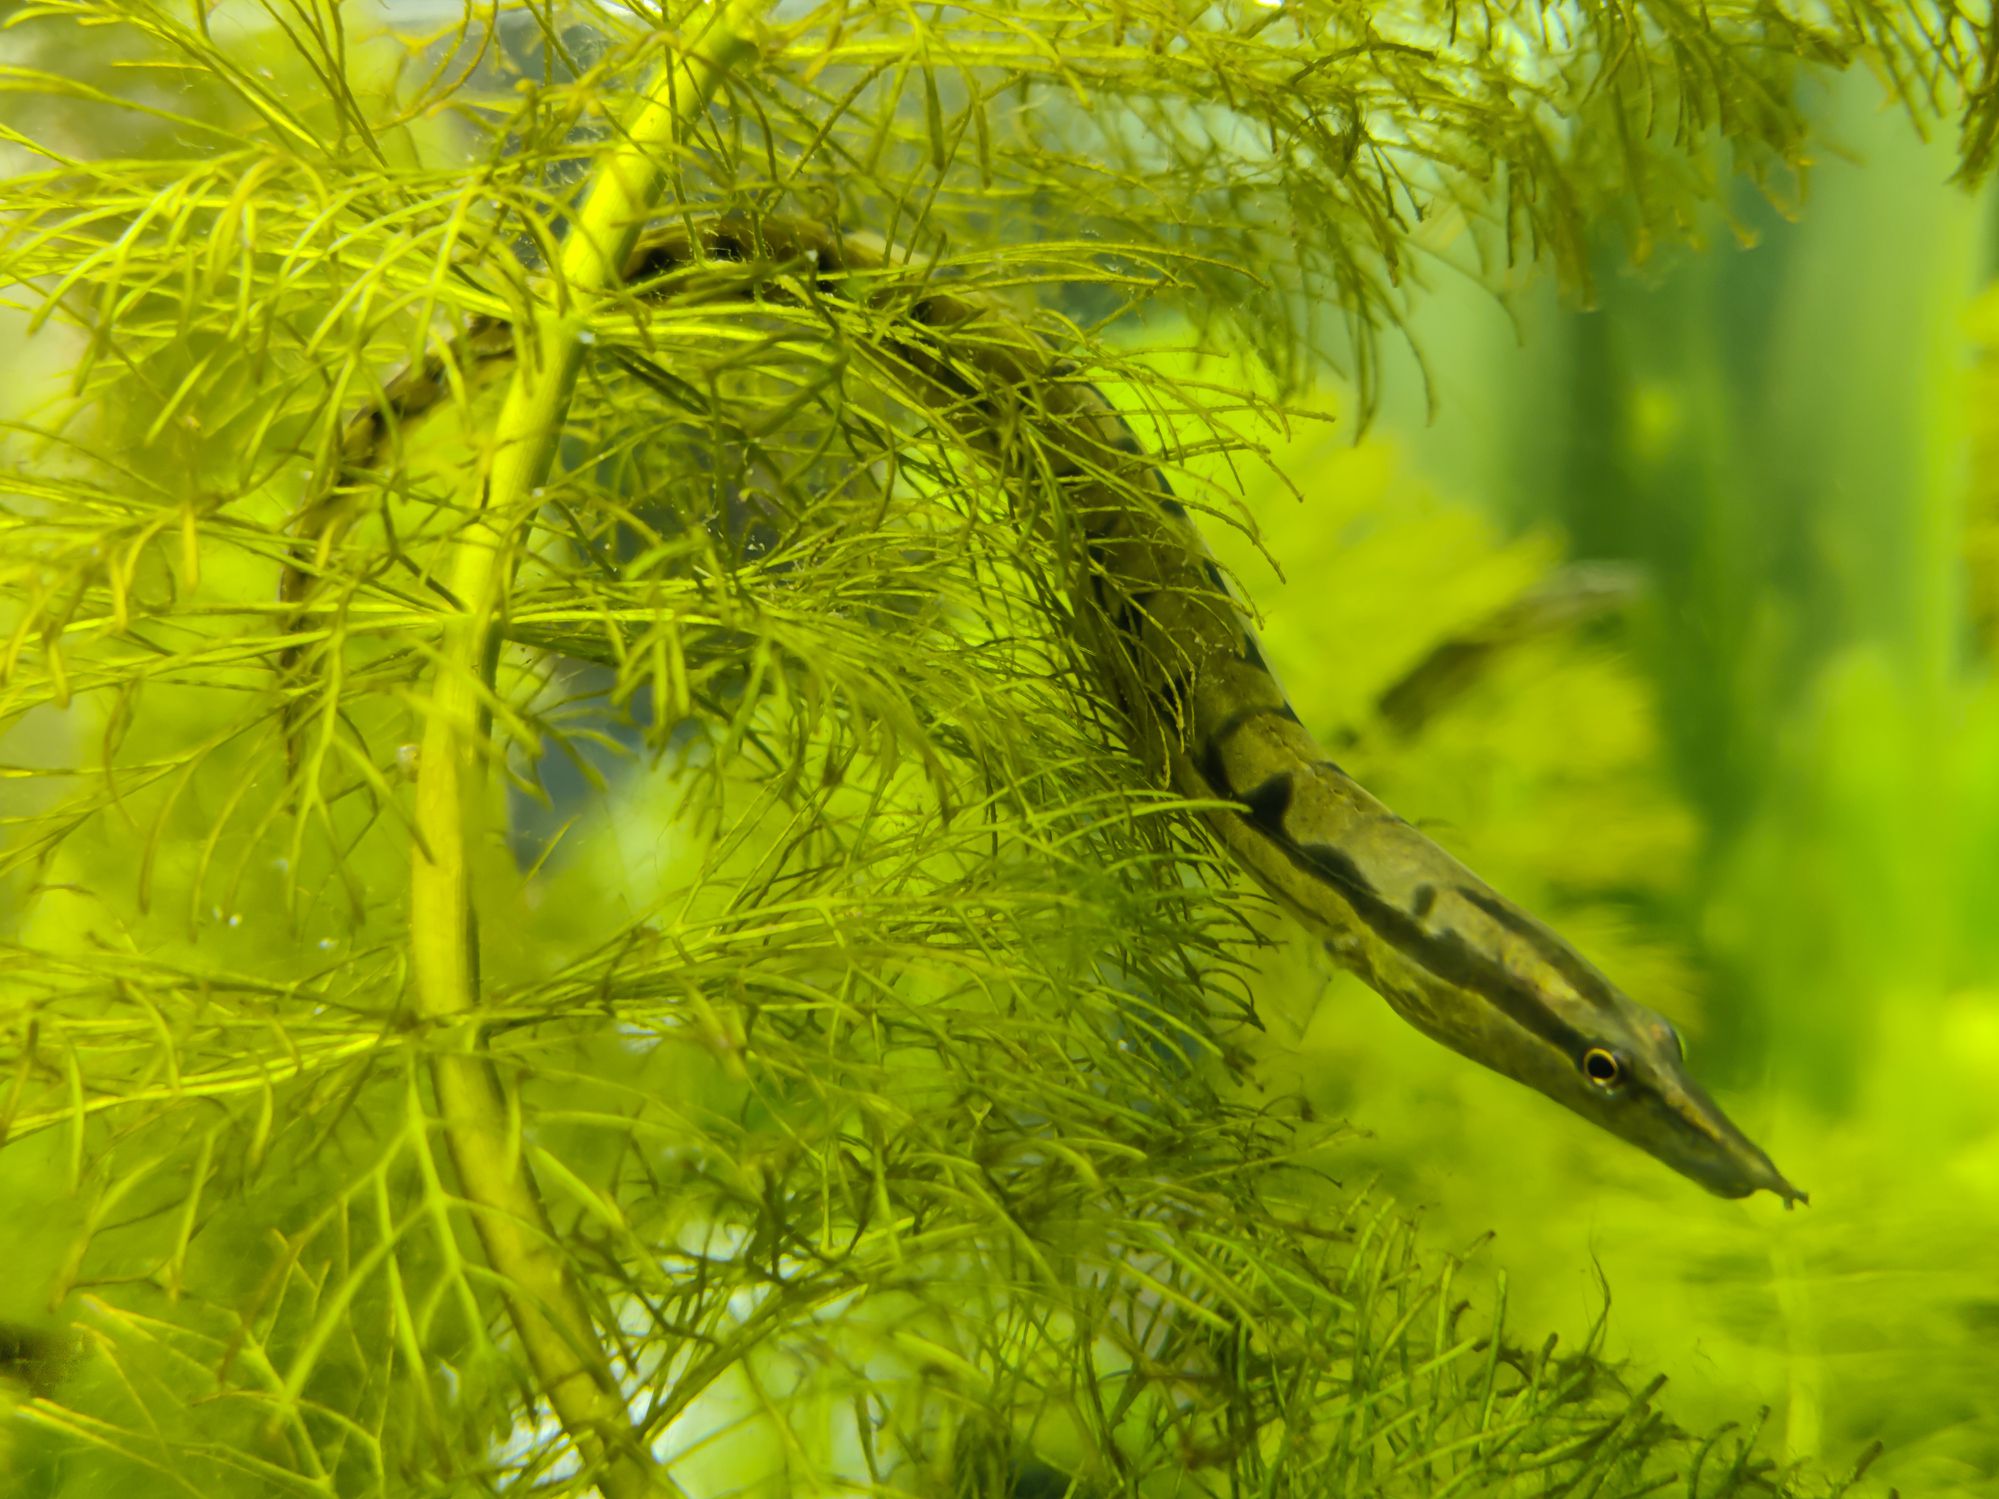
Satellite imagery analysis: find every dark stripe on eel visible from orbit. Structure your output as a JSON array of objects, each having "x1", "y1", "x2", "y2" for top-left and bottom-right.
[
  {"x1": 1454, "y1": 886, "x2": 1624, "y2": 1013},
  {"x1": 1238, "y1": 772, "x2": 1294, "y2": 831},
  {"x1": 1216, "y1": 750, "x2": 1610, "y2": 1046},
  {"x1": 1197, "y1": 731, "x2": 1233, "y2": 800},
  {"x1": 1217, "y1": 793, "x2": 1594, "y2": 1058},
  {"x1": 1281, "y1": 842, "x2": 1592, "y2": 1057}
]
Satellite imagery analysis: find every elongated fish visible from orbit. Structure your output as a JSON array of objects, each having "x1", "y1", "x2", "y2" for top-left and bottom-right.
[{"x1": 290, "y1": 213, "x2": 1803, "y2": 1204}]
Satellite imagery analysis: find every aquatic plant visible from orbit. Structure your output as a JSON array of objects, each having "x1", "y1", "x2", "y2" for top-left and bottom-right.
[{"x1": 0, "y1": 0, "x2": 1992, "y2": 1493}]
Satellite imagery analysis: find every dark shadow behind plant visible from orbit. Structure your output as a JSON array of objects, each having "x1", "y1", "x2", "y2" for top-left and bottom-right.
[{"x1": 0, "y1": 1, "x2": 1993, "y2": 1494}]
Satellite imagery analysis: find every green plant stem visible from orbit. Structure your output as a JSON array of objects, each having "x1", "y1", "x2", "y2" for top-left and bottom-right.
[{"x1": 406, "y1": 7, "x2": 763, "y2": 1494}]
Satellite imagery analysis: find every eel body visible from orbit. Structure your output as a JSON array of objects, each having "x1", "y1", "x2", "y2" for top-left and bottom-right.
[{"x1": 288, "y1": 214, "x2": 1802, "y2": 1204}]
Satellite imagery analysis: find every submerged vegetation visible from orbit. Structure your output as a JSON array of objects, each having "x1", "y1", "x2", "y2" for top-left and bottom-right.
[{"x1": 1, "y1": 0, "x2": 1995, "y2": 1494}]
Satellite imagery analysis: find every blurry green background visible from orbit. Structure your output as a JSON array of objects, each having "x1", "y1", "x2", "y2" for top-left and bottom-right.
[{"x1": 1185, "y1": 75, "x2": 1999, "y2": 1495}]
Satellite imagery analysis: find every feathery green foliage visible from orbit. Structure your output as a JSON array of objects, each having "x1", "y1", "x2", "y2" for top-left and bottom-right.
[{"x1": 1, "y1": 0, "x2": 1994, "y2": 1494}]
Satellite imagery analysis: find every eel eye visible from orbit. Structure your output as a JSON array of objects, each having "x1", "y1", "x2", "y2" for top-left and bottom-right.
[{"x1": 1581, "y1": 1047, "x2": 1623, "y2": 1088}]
